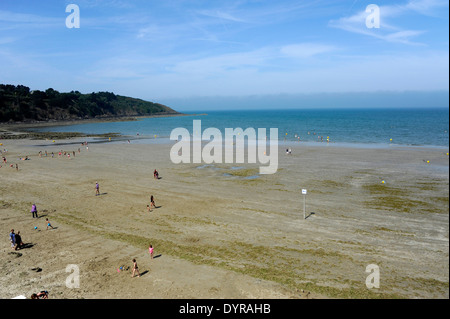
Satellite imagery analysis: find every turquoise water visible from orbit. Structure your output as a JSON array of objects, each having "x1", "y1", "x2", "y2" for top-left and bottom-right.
[{"x1": 33, "y1": 108, "x2": 449, "y2": 148}]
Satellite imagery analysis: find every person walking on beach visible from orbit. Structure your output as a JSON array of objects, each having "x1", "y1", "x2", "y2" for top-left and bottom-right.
[
  {"x1": 15, "y1": 231, "x2": 23, "y2": 250},
  {"x1": 95, "y1": 182, "x2": 100, "y2": 196},
  {"x1": 9, "y1": 229, "x2": 16, "y2": 250},
  {"x1": 31, "y1": 204, "x2": 38, "y2": 218},
  {"x1": 150, "y1": 195, "x2": 156, "y2": 209},
  {"x1": 131, "y1": 259, "x2": 140, "y2": 278},
  {"x1": 149, "y1": 244, "x2": 154, "y2": 259}
]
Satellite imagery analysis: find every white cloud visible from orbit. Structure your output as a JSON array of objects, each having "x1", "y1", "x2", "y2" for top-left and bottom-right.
[
  {"x1": 80, "y1": 48, "x2": 448, "y2": 99},
  {"x1": 280, "y1": 43, "x2": 336, "y2": 59},
  {"x1": 167, "y1": 48, "x2": 273, "y2": 76},
  {"x1": 0, "y1": 10, "x2": 60, "y2": 27},
  {"x1": 195, "y1": 9, "x2": 248, "y2": 23},
  {"x1": 71, "y1": 0, "x2": 134, "y2": 9},
  {"x1": 406, "y1": 0, "x2": 449, "y2": 15}
]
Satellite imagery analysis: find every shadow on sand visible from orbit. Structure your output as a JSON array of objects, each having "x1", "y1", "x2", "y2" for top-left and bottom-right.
[{"x1": 305, "y1": 212, "x2": 316, "y2": 220}]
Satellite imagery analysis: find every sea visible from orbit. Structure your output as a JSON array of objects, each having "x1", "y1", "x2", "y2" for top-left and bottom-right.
[{"x1": 31, "y1": 108, "x2": 449, "y2": 149}]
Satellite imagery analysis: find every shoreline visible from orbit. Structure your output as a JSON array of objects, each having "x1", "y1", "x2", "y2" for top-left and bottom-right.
[
  {"x1": 1, "y1": 112, "x2": 447, "y2": 150},
  {"x1": 2, "y1": 127, "x2": 448, "y2": 151},
  {"x1": 0, "y1": 112, "x2": 194, "y2": 130},
  {"x1": 0, "y1": 113, "x2": 201, "y2": 140}
]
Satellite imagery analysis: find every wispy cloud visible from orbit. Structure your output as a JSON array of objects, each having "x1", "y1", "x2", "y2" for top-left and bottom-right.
[
  {"x1": 405, "y1": 0, "x2": 449, "y2": 15},
  {"x1": 0, "y1": 10, "x2": 60, "y2": 28},
  {"x1": 68, "y1": 0, "x2": 135, "y2": 9},
  {"x1": 1, "y1": 0, "x2": 447, "y2": 100},
  {"x1": 165, "y1": 48, "x2": 274, "y2": 76},
  {"x1": 195, "y1": 9, "x2": 248, "y2": 23},
  {"x1": 84, "y1": 41, "x2": 339, "y2": 82},
  {"x1": 91, "y1": 49, "x2": 449, "y2": 100},
  {"x1": 280, "y1": 43, "x2": 337, "y2": 59}
]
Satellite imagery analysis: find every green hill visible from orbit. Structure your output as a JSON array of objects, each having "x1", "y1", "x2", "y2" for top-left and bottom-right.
[{"x1": 0, "y1": 84, "x2": 179, "y2": 123}]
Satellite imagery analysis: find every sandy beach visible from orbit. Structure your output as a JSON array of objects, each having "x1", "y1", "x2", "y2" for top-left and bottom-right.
[{"x1": 0, "y1": 134, "x2": 448, "y2": 299}]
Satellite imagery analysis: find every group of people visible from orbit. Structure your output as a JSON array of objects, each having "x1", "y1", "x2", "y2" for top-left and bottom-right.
[
  {"x1": 0, "y1": 161, "x2": 19, "y2": 170},
  {"x1": 31, "y1": 291, "x2": 48, "y2": 299},
  {"x1": 147, "y1": 170, "x2": 159, "y2": 211},
  {"x1": 31, "y1": 147, "x2": 83, "y2": 161},
  {"x1": 3, "y1": 142, "x2": 91, "y2": 299},
  {"x1": 1, "y1": 144, "x2": 87, "y2": 171},
  {"x1": 9, "y1": 229, "x2": 24, "y2": 251},
  {"x1": 7, "y1": 204, "x2": 56, "y2": 298},
  {"x1": 130, "y1": 244, "x2": 155, "y2": 278},
  {"x1": 132, "y1": 175, "x2": 159, "y2": 279},
  {"x1": 30, "y1": 204, "x2": 55, "y2": 229},
  {"x1": 0, "y1": 156, "x2": 17, "y2": 169},
  {"x1": 6, "y1": 143, "x2": 161, "y2": 296},
  {"x1": 9, "y1": 204, "x2": 55, "y2": 249}
]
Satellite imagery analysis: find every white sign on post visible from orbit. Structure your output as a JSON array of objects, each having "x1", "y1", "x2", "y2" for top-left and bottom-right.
[{"x1": 302, "y1": 189, "x2": 307, "y2": 219}]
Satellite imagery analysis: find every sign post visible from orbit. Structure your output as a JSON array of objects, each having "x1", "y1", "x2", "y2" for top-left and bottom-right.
[{"x1": 302, "y1": 189, "x2": 307, "y2": 219}]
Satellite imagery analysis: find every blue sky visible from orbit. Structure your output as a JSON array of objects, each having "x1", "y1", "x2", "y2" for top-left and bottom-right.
[{"x1": 0, "y1": 0, "x2": 448, "y2": 111}]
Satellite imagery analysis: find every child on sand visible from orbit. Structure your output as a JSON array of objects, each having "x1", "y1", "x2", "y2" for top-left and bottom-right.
[
  {"x1": 131, "y1": 259, "x2": 140, "y2": 278},
  {"x1": 149, "y1": 244, "x2": 154, "y2": 259},
  {"x1": 9, "y1": 229, "x2": 15, "y2": 249},
  {"x1": 46, "y1": 218, "x2": 54, "y2": 230},
  {"x1": 95, "y1": 182, "x2": 100, "y2": 196}
]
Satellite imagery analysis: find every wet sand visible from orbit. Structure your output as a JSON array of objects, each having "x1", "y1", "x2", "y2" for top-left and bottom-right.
[{"x1": 0, "y1": 136, "x2": 448, "y2": 299}]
